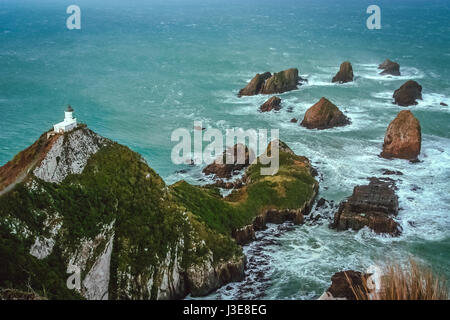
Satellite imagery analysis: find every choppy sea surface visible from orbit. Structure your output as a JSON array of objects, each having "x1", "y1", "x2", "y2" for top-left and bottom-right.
[{"x1": 1, "y1": 0, "x2": 449, "y2": 299}]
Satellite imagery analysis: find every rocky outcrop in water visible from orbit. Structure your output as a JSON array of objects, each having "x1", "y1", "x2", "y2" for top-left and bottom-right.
[
  {"x1": 332, "y1": 61, "x2": 354, "y2": 83},
  {"x1": 331, "y1": 178, "x2": 401, "y2": 236},
  {"x1": 320, "y1": 270, "x2": 370, "y2": 300},
  {"x1": 261, "y1": 68, "x2": 300, "y2": 94},
  {"x1": 260, "y1": 96, "x2": 282, "y2": 112},
  {"x1": 393, "y1": 80, "x2": 423, "y2": 106},
  {"x1": 379, "y1": 59, "x2": 400, "y2": 76},
  {"x1": 238, "y1": 72, "x2": 272, "y2": 97},
  {"x1": 238, "y1": 68, "x2": 302, "y2": 96},
  {"x1": 380, "y1": 110, "x2": 421, "y2": 161},
  {"x1": 203, "y1": 143, "x2": 255, "y2": 179},
  {"x1": 300, "y1": 97, "x2": 350, "y2": 129}
]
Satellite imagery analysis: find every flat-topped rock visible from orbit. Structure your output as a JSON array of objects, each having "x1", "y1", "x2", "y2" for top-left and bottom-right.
[{"x1": 331, "y1": 178, "x2": 401, "y2": 236}]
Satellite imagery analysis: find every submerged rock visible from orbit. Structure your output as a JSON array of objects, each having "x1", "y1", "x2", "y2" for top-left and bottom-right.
[
  {"x1": 203, "y1": 144, "x2": 255, "y2": 179},
  {"x1": 290, "y1": 118, "x2": 298, "y2": 123},
  {"x1": 393, "y1": 80, "x2": 423, "y2": 106},
  {"x1": 440, "y1": 102, "x2": 448, "y2": 106},
  {"x1": 238, "y1": 68, "x2": 301, "y2": 96},
  {"x1": 332, "y1": 61, "x2": 354, "y2": 83},
  {"x1": 300, "y1": 97, "x2": 350, "y2": 129},
  {"x1": 380, "y1": 110, "x2": 421, "y2": 161},
  {"x1": 331, "y1": 178, "x2": 401, "y2": 236},
  {"x1": 260, "y1": 96, "x2": 282, "y2": 112},
  {"x1": 379, "y1": 59, "x2": 400, "y2": 76}
]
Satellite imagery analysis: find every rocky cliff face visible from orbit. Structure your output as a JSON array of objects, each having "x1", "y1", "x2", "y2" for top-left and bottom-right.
[
  {"x1": 0, "y1": 126, "x2": 245, "y2": 300},
  {"x1": 33, "y1": 128, "x2": 109, "y2": 183}
]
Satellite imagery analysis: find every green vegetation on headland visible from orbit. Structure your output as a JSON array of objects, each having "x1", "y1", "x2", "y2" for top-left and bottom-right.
[
  {"x1": 171, "y1": 142, "x2": 318, "y2": 235},
  {"x1": 0, "y1": 128, "x2": 318, "y2": 299}
]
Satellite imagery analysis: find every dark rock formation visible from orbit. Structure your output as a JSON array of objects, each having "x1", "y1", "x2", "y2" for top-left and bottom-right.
[
  {"x1": 212, "y1": 178, "x2": 245, "y2": 190},
  {"x1": 332, "y1": 62, "x2": 354, "y2": 83},
  {"x1": 261, "y1": 68, "x2": 299, "y2": 94},
  {"x1": 300, "y1": 97, "x2": 350, "y2": 129},
  {"x1": 186, "y1": 255, "x2": 246, "y2": 296},
  {"x1": 379, "y1": 59, "x2": 400, "y2": 76},
  {"x1": 203, "y1": 144, "x2": 255, "y2": 179},
  {"x1": 238, "y1": 72, "x2": 272, "y2": 97},
  {"x1": 238, "y1": 68, "x2": 301, "y2": 96},
  {"x1": 393, "y1": 80, "x2": 423, "y2": 106},
  {"x1": 260, "y1": 96, "x2": 282, "y2": 112},
  {"x1": 440, "y1": 102, "x2": 448, "y2": 106},
  {"x1": 381, "y1": 169, "x2": 403, "y2": 176},
  {"x1": 380, "y1": 110, "x2": 421, "y2": 161},
  {"x1": 232, "y1": 225, "x2": 256, "y2": 245},
  {"x1": 290, "y1": 118, "x2": 298, "y2": 123},
  {"x1": 331, "y1": 178, "x2": 401, "y2": 236},
  {"x1": 0, "y1": 288, "x2": 46, "y2": 300},
  {"x1": 325, "y1": 271, "x2": 370, "y2": 300}
]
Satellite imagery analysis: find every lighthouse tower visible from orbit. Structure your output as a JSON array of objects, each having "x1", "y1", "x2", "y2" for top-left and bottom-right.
[{"x1": 53, "y1": 105, "x2": 77, "y2": 133}]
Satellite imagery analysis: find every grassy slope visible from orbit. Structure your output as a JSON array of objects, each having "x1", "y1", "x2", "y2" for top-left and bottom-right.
[
  {"x1": 0, "y1": 137, "x2": 239, "y2": 299},
  {"x1": 0, "y1": 132, "x2": 317, "y2": 299},
  {"x1": 171, "y1": 144, "x2": 318, "y2": 235}
]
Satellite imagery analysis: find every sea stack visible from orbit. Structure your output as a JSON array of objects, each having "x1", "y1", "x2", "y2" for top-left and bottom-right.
[
  {"x1": 332, "y1": 61, "x2": 354, "y2": 83},
  {"x1": 378, "y1": 59, "x2": 400, "y2": 76},
  {"x1": 331, "y1": 178, "x2": 401, "y2": 236},
  {"x1": 380, "y1": 110, "x2": 421, "y2": 161},
  {"x1": 300, "y1": 97, "x2": 350, "y2": 130},
  {"x1": 260, "y1": 68, "x2": 299, "y2": 94},
  {"x1": 238, "y1": 72, "x2": 272, "y2": 97},
  {"x1": 260, "y1": 96, "x2": 282, "y2": 112},
  {"x1": 393, "y1": 80, "x2": 422, "y2": 106},
  {"x1": 238, "y1": 68, "x2": 300, "y2": 96}
]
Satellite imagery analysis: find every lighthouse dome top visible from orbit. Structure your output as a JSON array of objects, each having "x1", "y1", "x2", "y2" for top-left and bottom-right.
[{"x1": 66, "y1": 105, "x2": 74, "y2": 112}]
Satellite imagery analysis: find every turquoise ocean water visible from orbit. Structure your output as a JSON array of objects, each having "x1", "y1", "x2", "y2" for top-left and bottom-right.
[{"x1": 1, "y1": 0, "x2": 450, "y2": 299}]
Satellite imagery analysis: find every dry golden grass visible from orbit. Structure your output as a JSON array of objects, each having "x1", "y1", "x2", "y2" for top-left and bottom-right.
[{"x1": 349, "y1": 258, "x2": 449, "y2": 300}]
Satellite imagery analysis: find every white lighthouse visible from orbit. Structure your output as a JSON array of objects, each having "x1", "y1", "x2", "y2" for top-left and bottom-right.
[{"x1": 53, "y1": 105, "x2": 77, "y2": 133}]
